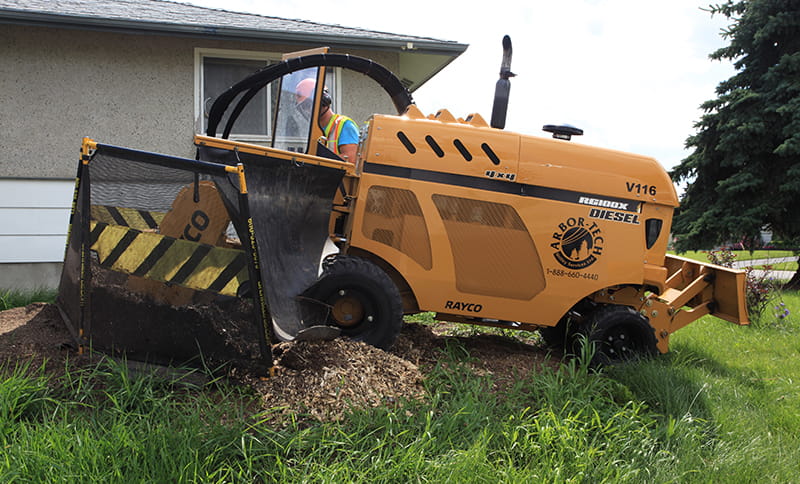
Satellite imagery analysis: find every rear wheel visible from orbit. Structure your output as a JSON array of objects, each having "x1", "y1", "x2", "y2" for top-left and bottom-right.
[
  {"x1": 309, "y1": 256, "x2": 403, "y2": 350},
  {"x1": 540, "y1": 300, "x2": 595, "y2": 352},
  {"x1": 540, "y1": 315, "x2": 581, "y2": 351},
  {"x1": 582, "y1": 305, "x2": 657, "y2": 366}
]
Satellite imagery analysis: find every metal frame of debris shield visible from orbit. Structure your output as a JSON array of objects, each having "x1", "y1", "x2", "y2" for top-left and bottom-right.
[{"x1": 57, "y1": 138, "x2": 274, "y2": 374}]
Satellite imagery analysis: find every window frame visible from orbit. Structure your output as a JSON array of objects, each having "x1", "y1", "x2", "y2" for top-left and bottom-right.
[{"x1": 194, "y1": 48, "x2": 343, "y2": 143}]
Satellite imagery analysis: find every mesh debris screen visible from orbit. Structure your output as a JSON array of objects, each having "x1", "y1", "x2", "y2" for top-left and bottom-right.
[
  {"x1": 362, "y1": 186, "x2": 432, "y2": 270},
  {"x1": 57, "y1": 143, "x2": 272, "y2": 372}
]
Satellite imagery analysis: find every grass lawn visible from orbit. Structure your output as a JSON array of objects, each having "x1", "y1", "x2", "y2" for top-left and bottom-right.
[
  {"x1": 607, "y1": 290, "x2": 800, "y2": 481},
  {"x1": 1, "y1": 289, "x2": 799, "y2": 481},
  {"x1": 672, "y1": 249, "x2": 797, "y2": 263}
]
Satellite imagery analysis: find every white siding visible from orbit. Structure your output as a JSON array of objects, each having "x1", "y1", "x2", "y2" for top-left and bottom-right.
[{"x1": 0, "y1": 179, "x2": 74, "y2": 263}]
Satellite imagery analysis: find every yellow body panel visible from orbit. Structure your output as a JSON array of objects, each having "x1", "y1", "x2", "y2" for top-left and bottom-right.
[
  {"x1": 347, "y1": 112, "x2": 681, "y2": 328},
  {"x1": 517, "y1": 136, "x2": 679, "y2": 208}
]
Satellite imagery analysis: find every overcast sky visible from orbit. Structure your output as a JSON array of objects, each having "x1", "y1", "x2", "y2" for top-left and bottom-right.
[{"x1": 183, "y1": 0, "x2": 736, "y2": 171}]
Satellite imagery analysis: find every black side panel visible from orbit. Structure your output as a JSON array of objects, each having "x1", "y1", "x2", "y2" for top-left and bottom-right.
[{"x1": 56, "y1": 163, "x2": 87, "y2": 346}]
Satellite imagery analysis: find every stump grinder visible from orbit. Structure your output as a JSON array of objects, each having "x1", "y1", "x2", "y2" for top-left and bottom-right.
[{"x1": 57, "y1": 38, "x2": 747, "y2": 372}]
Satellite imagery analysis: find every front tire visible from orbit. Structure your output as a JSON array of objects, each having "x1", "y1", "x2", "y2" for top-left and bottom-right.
[
  {"x1": 309, "y1": 256, "x2": 403, "y2": 350},
  {"x1": 582, "y1": 305, "x2": 657, "y2": 366}
]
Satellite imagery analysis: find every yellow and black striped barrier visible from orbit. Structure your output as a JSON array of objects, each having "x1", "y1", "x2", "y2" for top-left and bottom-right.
[
  {"x1": 89, "y1": 221, "x2": 248, "y2": 296},
  {"x1": 91, "y1": 205, "x2": 166, "y2": 231}
]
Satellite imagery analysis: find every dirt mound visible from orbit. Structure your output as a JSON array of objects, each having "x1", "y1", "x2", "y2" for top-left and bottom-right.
[
  {"x1": 0, "y1": 304, "x2": 556, "y2": 422},
  {"x1": 0, "y1": 303, "x2": 74, "y2": 369}
]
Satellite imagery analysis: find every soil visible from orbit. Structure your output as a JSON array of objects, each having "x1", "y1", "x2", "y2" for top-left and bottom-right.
[
  {"x1": 0, "y1": 302, "x2": 559, "y2": 423},
  {"x1": 0, "y1": 303, "x2": 75, "y2": 370}
]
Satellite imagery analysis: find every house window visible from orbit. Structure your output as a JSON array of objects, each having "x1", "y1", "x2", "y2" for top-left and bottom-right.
[
  {"x1": 195, "y1": 48, "x2": 339, "y2": 143},
  {"x1": 196, "y1": 49, "x2": 278, "y2": 141}
]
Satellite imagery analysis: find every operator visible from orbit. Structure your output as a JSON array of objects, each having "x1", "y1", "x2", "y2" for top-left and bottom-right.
[
  {"x1": 318, "y1": 88, "x2": 359, "y2": 162},
  {"x1": 291, "y1": 78, "x2": 316, "y2": 134},
  {"x1": 294, "y1": 78, "x2": 316, "y2": 115}
]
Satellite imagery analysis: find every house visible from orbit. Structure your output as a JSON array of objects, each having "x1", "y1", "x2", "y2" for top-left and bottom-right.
[{"x1": 0, "y1": 0, "x2": 466, "y2": 290}]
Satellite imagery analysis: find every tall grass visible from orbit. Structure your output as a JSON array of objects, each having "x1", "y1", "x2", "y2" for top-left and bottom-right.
[
  {"x1": 0, "y1": 358, "x2": 255, "y2": 482},
  {"x1": 0, "y1": 346, "x2": 666, "y2": 482},
  {"x1": 1, "y1": 293, "x2": 799, "y2": 481}
]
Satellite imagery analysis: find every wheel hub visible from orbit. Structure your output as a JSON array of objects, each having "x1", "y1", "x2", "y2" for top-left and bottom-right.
[
  {"x1": 606, "y1": 330, "x2": 633, "y2": 357},
  {"x1": 330, "y1": 292, "x2": 364, "y2": 328}
]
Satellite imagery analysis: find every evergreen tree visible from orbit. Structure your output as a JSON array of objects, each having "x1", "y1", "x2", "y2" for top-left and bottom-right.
[{"x1": 671, "y1": 0, "x2": 800, "y2": 285}]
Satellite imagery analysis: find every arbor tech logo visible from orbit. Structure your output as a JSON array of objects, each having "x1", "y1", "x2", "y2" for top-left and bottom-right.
[{"x1": 551, "y1": 217, "x2": 604, "y2": 270}]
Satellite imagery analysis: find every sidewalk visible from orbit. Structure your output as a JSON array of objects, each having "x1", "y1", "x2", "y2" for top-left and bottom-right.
[
  {"x1": 730, "y1": 256, "x2": 798, "y2": 281},
  {"x1": 730, "y1": 256, "x2": 798, "y2": 269},
  {"x1": 749, "y1": 270, "x2": 795, "y2": 281}
]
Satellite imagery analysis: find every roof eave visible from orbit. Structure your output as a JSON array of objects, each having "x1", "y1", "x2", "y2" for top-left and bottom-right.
[
  {"x1": 0, "y1": 10, "x2": 468, "y2": 56},
  {"x1": 0, "y1": 9, "x2": 467, "y2": 91}
]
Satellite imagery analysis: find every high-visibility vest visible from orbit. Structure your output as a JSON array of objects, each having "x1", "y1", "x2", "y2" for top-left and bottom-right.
[{"x1": 323, "y1": 114, "x2": 356, "y2": 155}]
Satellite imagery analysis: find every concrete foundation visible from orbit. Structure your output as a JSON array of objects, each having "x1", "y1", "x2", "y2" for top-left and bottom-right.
[{"x1": 0, "y1": 262, "x2": 62, "y2": 291}]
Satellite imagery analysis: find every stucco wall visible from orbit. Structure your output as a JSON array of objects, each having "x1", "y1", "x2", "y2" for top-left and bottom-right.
[
  {"x1": 0, "y1": 262, "x2": 62, "y2": 291},
  {"x1": 340, "y1": 65, "x2": 398, "y2": 126},
  {"x1": 0, "y1": 22, "x2": 402, "y2": 287},
  {"x1": 0, "y1": 24, "x2": 400, "y2": 179},
  {"x1": 2, "y1": 25, "x2": 192, "y2": 178}
]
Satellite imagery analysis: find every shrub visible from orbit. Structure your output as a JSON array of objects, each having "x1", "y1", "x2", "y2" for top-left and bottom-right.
[
  {"x1": 706, "y1": 249, "x2": 787, "y2": 325},
  {"x1": 705, "y1": 248, "x2": 737, "y2": 269}
]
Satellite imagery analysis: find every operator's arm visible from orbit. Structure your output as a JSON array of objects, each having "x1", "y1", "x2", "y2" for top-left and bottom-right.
[
  {"x1": 339, "y1": 143, "x2": 358, "y2": 162},
  {"x1": 338, "y1": 118, "x2": 360, "y2": 163}
]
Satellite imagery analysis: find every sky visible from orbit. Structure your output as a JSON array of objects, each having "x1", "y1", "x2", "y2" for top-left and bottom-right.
[{"x1": 183, "y1": 0, "x2": 736, "y2": 171}]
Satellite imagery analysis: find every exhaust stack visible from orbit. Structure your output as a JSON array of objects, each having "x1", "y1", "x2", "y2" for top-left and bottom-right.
[{"x1": 490, "y1": 35, "x2": 515, "y2": 129}]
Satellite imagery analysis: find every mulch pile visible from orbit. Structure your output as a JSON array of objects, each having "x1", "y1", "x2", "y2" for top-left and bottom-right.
[{"x1": 252, "y1": 339, "x2": 426, "y2": 421}]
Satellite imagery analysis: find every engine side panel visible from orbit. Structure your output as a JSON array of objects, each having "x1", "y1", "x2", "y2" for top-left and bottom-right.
[{"x1": 348, "y1": 113, "x2": 677, "y2": 326}]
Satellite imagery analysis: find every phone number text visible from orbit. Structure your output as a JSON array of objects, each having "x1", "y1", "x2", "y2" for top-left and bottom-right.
[{"x1": 546, "y1": 268, "x2": 599, "y2": 281}]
